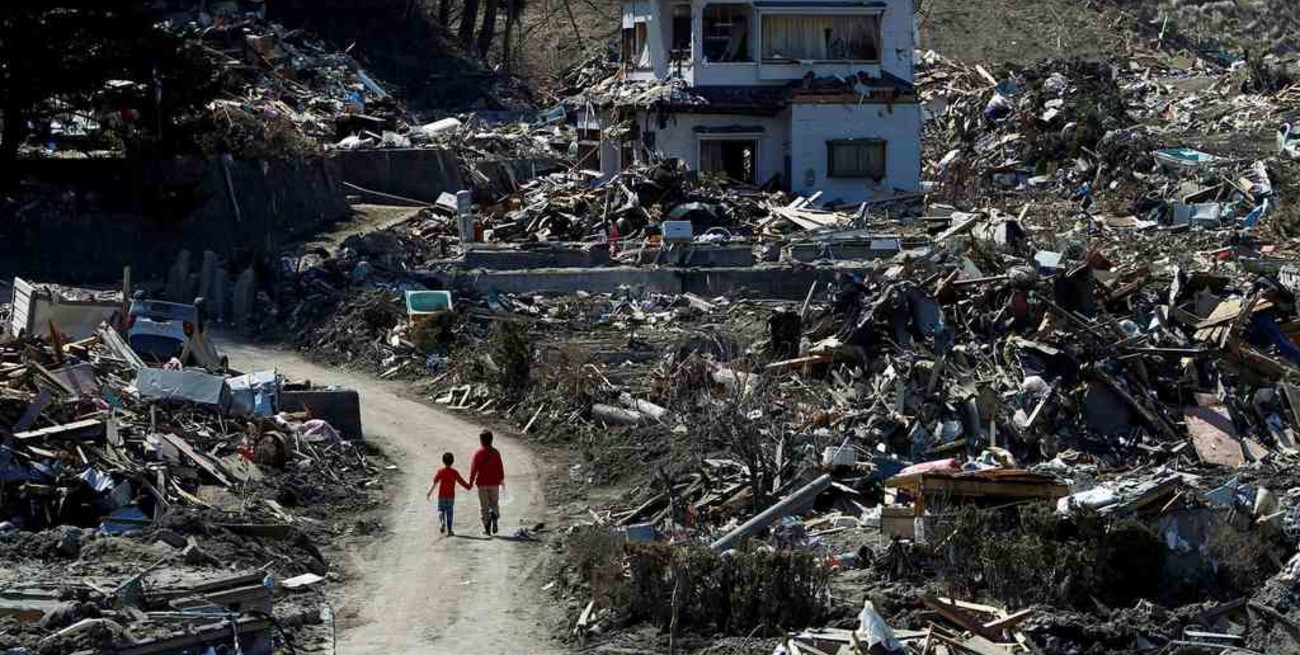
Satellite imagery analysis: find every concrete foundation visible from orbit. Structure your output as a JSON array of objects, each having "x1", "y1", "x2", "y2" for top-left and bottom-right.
[
  {"x1": 330, "y1": 148, "x2": 564, "y2": 203},
  {"x1": 331, "y1": 148, "x2": 464, "y2": 204},
  {"x1": 459, "y1": 243, "x2": 755, "y2": 270},
  {"x1": 463, "y1": 246, "x2": 613, "y2": 270},
  {"x1": 423, "y1": 265, "x2": 849, "y2": 300}
]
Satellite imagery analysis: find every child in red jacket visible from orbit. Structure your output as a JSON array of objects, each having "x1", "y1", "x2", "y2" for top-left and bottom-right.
[{"x1": 426, "y1": 452, "x2": 471, "y2": 536}]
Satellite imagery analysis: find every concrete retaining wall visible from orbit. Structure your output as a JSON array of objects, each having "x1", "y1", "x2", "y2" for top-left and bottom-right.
[
  {"x1": 2, "y1": 156, "x2": 349, "y2": 283},
  {"x1": 330, "y1": 148, "x2": 464, "y2": 203},
  {"x1": 330, "y1": 148, "x2": 564, "y2": 203},
  {"x1": 425, "y1": 265, "x2": 846, "y2": 300}
]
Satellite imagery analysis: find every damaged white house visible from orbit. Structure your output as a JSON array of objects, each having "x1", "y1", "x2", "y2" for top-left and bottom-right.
[{"x1": 576, "y1": 0, "x2": 921, "y2": 203}]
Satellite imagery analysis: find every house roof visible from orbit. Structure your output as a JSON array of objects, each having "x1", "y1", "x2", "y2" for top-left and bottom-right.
[
  {"x1": 668, "y1": 85, "x2": 793, "y2": 115},
  {"x1": 574, "y1": 70, "x2": 916, "y2": 114}
]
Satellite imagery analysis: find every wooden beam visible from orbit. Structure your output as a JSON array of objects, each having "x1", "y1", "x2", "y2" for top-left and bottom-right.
[
  {"x1": 983, "y1": 608, "x2": 1034, "y2": 631},
  {"x1": 921, "y1": 594, "x2": 1005, "y2": 643}
]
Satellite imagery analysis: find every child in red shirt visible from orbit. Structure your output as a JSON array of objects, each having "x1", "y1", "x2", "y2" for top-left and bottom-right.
[{"x1": 426, "y1": 452, "x2": 471, "y2": 536}]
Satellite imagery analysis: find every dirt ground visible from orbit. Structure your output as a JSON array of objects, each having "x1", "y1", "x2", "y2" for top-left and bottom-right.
[
  {"x1": 221, "y1": 339, "x2": 564, "y2": 654},
  {"x1": 917, "y1": 0, "x2": 1135, "y2": 64}
]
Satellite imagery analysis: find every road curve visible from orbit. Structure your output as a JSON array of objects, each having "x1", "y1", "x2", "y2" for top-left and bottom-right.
[{"x1": 221, "y1": 339, "x2": 561, "y2": 655}]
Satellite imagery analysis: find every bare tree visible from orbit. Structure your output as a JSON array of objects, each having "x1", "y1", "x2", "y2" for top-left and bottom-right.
[
  {"x1": 458, "y1": 0, "x2": 480, "y2": 49},
  {"x1": 696, "y1": 373, "x2": 777, "y2": 515},
  {"x1": 475, "y1": 0, "x2": 500, "y2": 58},
  {"x1": 501, "y1": 0, "x2": 526, "y2": 71}
]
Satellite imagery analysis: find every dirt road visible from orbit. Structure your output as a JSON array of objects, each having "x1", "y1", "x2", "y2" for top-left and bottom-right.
[{"x1": 222, "y1": 340, "x2": 561, "y2": 654}]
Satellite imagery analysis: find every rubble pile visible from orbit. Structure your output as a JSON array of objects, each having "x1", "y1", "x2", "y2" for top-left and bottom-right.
[
  {"x1": 919, "y1": 48, "x2": 1300, "y2": 208},
  {"x1": 154, "y1": 5, "x2": 552, "y2": 161},
  {"x1": 184, "y1": 17, "x2": 402, "y2": 147},
  {"x1": 218, "y1": 19, "x2": 1300, "y2": 655},
  {"x1": 920, "y1": 53, "x2": 1132, "y2": 192},
  {"x1": 479, "y1": 159, "x2": 786, "y2": 243},
  {"x1": 0, "y1": 324, "x2": 384, "y2": 654}
]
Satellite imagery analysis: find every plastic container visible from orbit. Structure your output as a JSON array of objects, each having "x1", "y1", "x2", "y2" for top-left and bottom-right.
[
  {"x1": 404, "y1": 290, "x2": 453, "y2": 323},
  {"x1": 822, "y1": 446, "x2": 856, "y2": 468}
]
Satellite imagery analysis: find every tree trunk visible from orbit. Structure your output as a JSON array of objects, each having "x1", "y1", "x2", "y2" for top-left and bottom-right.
[
  {"x1": 457, "y1": 0, "x2": 479, "y2": 50},
  {"x1": 475, "y1": 0, "x2": 500, "y2": 59},
  {"x1": 0, "y1": 98, "x2": 25, "y2": 189},
  {"x1": 438, "y1": 0, "x2": 452, "y2": 28},
  {"x1": 501, "y1": 0, "x2": 518, "y2": 72}
]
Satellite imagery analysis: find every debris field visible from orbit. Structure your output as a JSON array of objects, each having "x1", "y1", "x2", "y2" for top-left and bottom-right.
[
  {"x1": 248, "y1": 27, "x2": 1300, "y2": 655},
  {"x1": 9, "y1": 1, "x2": 1300, "y2": 654},
  {"x1": 0, "y1": 289, "x2": 385, "y2": 654}
]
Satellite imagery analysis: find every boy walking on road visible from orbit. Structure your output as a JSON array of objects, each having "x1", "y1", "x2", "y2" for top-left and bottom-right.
[
  {"x1": 426, "y1": 452, "x2": 470, "y2": 536},
  {"x1": 469, "y1": 430, "x2": 505, "y2": 535}
]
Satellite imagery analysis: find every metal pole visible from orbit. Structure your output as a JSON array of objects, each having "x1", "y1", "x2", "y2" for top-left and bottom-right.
[{"x1": 710, "y1": 474, "x2": 832, "y2": 551}]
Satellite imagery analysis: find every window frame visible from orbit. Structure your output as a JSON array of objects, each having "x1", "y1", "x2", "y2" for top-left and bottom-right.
[
  {"x1": 701, "y1": 3, "x2": 754, "y2": 63},
  {"x1": 576, "y1": 127, "x2": 602, "y2": 170},
  {"x1": 826, "y1": 138, "x2": 886, "y2": 180},
  {"x1": 622, "y1": 20, "x2": 652, "y2": 69},
  {"x1": 670, "y1": 3, "x2": 693, "y2": 62},
  {"x1": 757, "y1": 9, "x2": 883, "y2": 64},
  {"x1": 697, "y1": 134, "x2": 761, "y2": 184}
]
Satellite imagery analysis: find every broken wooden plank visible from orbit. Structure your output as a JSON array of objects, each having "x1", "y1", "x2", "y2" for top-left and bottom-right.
[
  {"x1": 983, "y1": 608, "x2": 1034, "y2": 631},
  {"x1": 766, "y1": 354, "x2": 834, "y2": 372},
  {"x1": 13, "y1": 418, "x2": 105, "y2": 443},
  {"x1": 920, "y1": 594, "x2": 1005, "y2": 643},
  {"x1": 155, "y1": 432, "x2": 233, "y2": 487}
]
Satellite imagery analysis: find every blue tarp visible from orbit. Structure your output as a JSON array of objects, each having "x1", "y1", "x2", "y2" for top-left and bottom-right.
[
  {"x1": 1251, "y1": 314, "x2": 1300, "y2": 364},
  {"x1": 228, "y1": 370, "x2": 282, "y2": 417},
  {"x1": 100, "y1": 505, "x2": 148, "y2": 535},
  {"x1": 0, "y1": 446, "x2": 45, "y2": 483}
]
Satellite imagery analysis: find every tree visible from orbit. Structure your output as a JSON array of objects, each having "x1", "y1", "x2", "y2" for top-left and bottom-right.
[
  {"x1": 501, "y1": 0, "x2": 527, "y2": 71},
  {"x1": 458, "y1": 0, "x2": 480, "y2": 50},
  {"x1": 438, "y1": 0, "x2": 454, "y2": 28},
  {"x1": 475, "y1": 0, "x2": 501, "y2": 58}
]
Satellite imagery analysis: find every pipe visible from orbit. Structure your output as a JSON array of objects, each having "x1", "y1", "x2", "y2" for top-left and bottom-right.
[{"x1": 710, "y1": 473, "x2": 832, "y2": 552}]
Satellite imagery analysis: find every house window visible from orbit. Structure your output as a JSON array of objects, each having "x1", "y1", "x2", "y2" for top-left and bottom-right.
[
  {"x1": 576, "y1": 128, "x2": 601, "y2": 171},
  {"x1": 827, "y1": 139, "x2": 886, "y2": 180},
  {"x1": 622, "y1": 22, "x2": 651, "y2": 69},
  {"x1": 700, "y1": 139, "x2": 757, "y2": 183},
  {"x1": 619, "y1": 122, "x2": 642, "y2": 170},
  {"x1": 761, "y1": 14, "x2": 881, "y2": 62},
  {"x1": 702, "y1": 4, "x2": 751, "y2": 62},
  {"x1": 671, "y1": 4, "x2": 692, "y2": 62}
]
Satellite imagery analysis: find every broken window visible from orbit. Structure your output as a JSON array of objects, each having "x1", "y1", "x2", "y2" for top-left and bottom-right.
[
  {"x1": 671, "y1": 4, "x2": 692, "y2": 62},
  {"x1": 622, "y1": 22, "x2": 651, "y2": 68},
  {"x1": 761, "y1": 14, "x2": 881, "y2": 62},
  {"x1": 702, "y1": 4, "x2": 751, "y2": 62},
  {"x1": 700, "y1": 139, "x2": 757, "y2": 183},
  {"x1": 827, "y1": 139, "x2": 886, "y2": 180},
  {"x1": 620, "y1": 122, "x2": 643, "y2": 170}
]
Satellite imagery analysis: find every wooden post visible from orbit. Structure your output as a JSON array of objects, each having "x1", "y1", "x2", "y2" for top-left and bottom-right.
[{"x1": 120, "y1": 265, "x2": 131, "y2": 331}]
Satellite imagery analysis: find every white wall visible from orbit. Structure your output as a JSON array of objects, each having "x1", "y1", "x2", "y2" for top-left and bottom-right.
[
  {"x1": 623, "y1": 0, "x2": 670, "y2": 78},
  {"x1": 686, "y1": 0, "x2": 914, "y2": 86},
  {"x1": 639, "y1": 110, "x2": 791, "y2": 185},
  {"x1": 789, "y1": 102, "x2": 922, "y2": 202},
  {"x1": 576, "y1": 108, "x2": 627, "y2": 179},
  {"x1": 10, "y1": 278, "x2": 119, "y2": 340}
]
